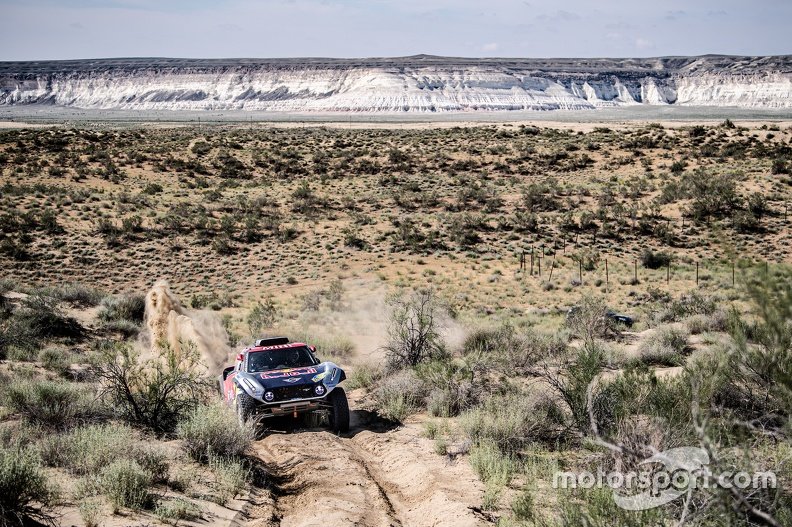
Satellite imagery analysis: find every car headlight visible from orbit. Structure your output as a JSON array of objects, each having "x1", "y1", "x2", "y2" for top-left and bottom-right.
[
  {"x1": 240, "y1": 377, "x2": 260, "y2": 393},
  {"x1": 264, "y1": 391, "x2": 275, "y2": 402},
  {"x1": 314, "y1": 385, "x2": 326, "y2": 396}
]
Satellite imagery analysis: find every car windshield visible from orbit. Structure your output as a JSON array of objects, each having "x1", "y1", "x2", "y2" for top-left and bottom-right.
[{"x1": 246, "y1": 346, "x2": 318, "y2": 373}]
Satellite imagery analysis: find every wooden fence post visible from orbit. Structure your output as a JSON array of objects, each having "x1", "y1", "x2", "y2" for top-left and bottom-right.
[
  {"x1": 530, "y1": 250, "x2": 534, "y2": 276},
  {"x1": 634, "y1": 259, "x2": 638, "y2": 283},
  {"x1": 549, "y1": 258, "x2": 556, "y2": 281},
  {"x1": 579, "y1": 260, "x2": 583, "y2": 284},
  {"x1": 605, "y1": 259, "x2": 609, "y2": 291},
  {"x1": 696, "y1": 261, "x2": 699, "y2": 285}
]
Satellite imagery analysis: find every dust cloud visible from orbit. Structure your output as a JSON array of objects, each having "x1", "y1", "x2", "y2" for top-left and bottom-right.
[{"x1": 142, "y1": 280, "x2": 230, "y2": 375}]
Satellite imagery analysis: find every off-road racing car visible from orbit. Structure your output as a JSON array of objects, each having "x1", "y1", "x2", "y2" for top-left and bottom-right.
[{"x1": 219, "y1": 337, "x2": 350, "y2": 433}]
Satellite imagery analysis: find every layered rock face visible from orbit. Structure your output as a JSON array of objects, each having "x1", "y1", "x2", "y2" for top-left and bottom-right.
[{"x1": 1, "y1": 55, "x2": 790, "y2": 112}]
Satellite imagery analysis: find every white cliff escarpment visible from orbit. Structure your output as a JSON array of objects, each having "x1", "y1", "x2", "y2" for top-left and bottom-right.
[{"x1": 0, "y1": 55, "x2": 790, "y2": 112}]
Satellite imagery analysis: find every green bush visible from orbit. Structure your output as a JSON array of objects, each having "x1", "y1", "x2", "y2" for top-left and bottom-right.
[
  {"x1": 37, "y1": 347, "x2": 72, "y2": 376},
  {"x1": 637, "y1": 324, "x2": 689, "y2": 366},
  {"x1": 460, "y1": 391, "x2": 565, "y2": 453},
  {"x1": 0, "y1": 444, "x2": 58, "y2": 526},
  {"x1": 561, "y1": 487, "x2": 667, "y2": 527},
  {"x1": 374, "y1": 370, "x2": 427, "y2": 422},
  {"x1": 177, "y1": 403, "x2": 253, "y2": 461},
  {"x1": 99, "y1": 459, "x2": 152, "y2": 511},
  {"x1": 155, "y1": 498, "x2": 200, "y2": 524},
  {"x1": 469, "y1": 440, "x2": 519, "y2": 486},
  {"x1": 540, "y1": 344, "x2": 606, "y2": 433},
  {"x1": 345, "y1": 362, "x2": 383, "y2": 390},
  {"x1": 464, "y1": 324, "x2": 567, "y2": 370},
  {"x1": 208, "y1": 453, "x2": 249, "y2": 505},
  {"x1": 78, "y1": 497, "x2": 102, "y2": 527},
  {"x1": 656, "y1": 291, "x2": 716, "y2": 324},
  {"x1": 1, "y1": 293, "x2": 84, "y2": 353},
  {"x1": 511, "y1": 486, "x2": 536, "y2": 522},
  {"x1": 416, "y1": 360, "x2": 480, "y2": 417},
  {"x1": 288, "y1": 330, "x2": 355, "y2": 360},
  {"x1": 4, "y1": 379, "x2": 95, "y2": 428},
  {"x1": 40, "y1": 424, "x2": 137, "y2": 475},
  {"x1": 383, "y1": 289, "x2": 446, "y2": 367},
  {"x1": 98, "y1": 293, "x2": 145, "y2": 323},
  {"x1": 685, "y1": 310, "x2": 728, "y2": 334},
  {"x1": 565, "y1": 296, "x2": 617, "y2": 345},
  {"x1": 91, "y1": 343, "x2": 208, "y2": 434},
  {"x1": 43, "y1": 283, "x2": 105, "y2": 308},
  {"x1": 640, "y1": 249, "x2": 672, "y2": 270}
]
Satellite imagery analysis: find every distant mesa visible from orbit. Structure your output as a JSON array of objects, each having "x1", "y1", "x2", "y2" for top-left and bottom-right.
[{"x1": 1, "y1": 55, "x2": 791, "y2": 112}]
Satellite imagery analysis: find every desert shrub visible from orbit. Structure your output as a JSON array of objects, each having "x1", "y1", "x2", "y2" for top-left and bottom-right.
[
  {"x1": 99, "y1": 459, "x2": 152, "y2": 511},
  {"x1": 0, "y1": 444, "x2": 58, "y2": 526},
  {"x1": 247, "y1": 296, "x2": 277, "y2": 336},
  {"x1": 656, "y1": 291, "x2": 716, "y2": 324},
  {"x1": 511, "y1": 486, "x2": 536, "y2": 522},
  {"x1": 637, "y1": 324, "x2": 689, "y2": 366},
  {"x1": 178, "y1": 403, "x2": 253, "y2": 461},
  {"x1": 565, "y1": 295, "x2": 616, "y2": 345},
  {"x1": 345, "y1": 362, "x2": 383, "y2": 390},
  {"x1": 91, "y1": 343, "x2": 209, "y2": 434},
  {"x1": 640, "y1": 248, "x2": 672, "y2": 269},
  {"x1": 416, "y1": 359, "x2": 481, "y2": 417},
  {"x1": 78, "y1": 498, "x2": 103, "y2": 527},
  {"x1": 155, "y1": 498, "x2": 200, "y2": 525},
  {"x1": 469, "y1": 440, "x2": 519, "y2": 487},
  {"x1": 561, "y1": 487, "x2": 667, "y2": 527},
  {"x1": 208, "y1": 453, "x2": 249, "y2": 505},
  {"x1": 681, "y1": 170, "x2": 739, "y2": 220},
  {"x1": 37, "y1": 346, "x2": 72, "y2": 376},
  {"x1": 463, "y1": 325, "x2": 513, "y2": 355},
  {"x1": 464, "y1": 323, "x2": 567, "y2": 369},
  {"x1": 770, "y1": 158, "x2": 789, "y2": 175},
  {"x1": 1, "y1": 292, "x2": 84, "y2": 352},
  {"x1": 460, "y1": 391, "x2": 566, "y2": 453},
  {"x1": 373, "y1": 369, "x2": 428, "y2": 421},
  {"x1": 288, "y1": 330, "x2": 355, "y2": 360},
  {"x1": 541, "y1": 344, "x2": 607, "y2": 433},
  {"x1": 747, "y1": 192, "x2": 768, "y2": 218},
  {"x1": 383, "y1": 289, "x2": 446, "y2": 367},
  {"x1": 40, "y1": 423, "x2": 136, "y2": 475},
  {"x1": 708, "y1": 266, "x2": 792, "y2": 427},
  {"x1": 685, "y1": 310, "x2": 728, "y2": 334},
  {"x1": 98, "y1": 292, "x2": 145, "y2": 323},
  {"x1": 44, "y1": 282, "x2": 104, "y2": 307},
  {"x1": 4, "y1": 379, "x2": 96, "y2": 428},
  {"x1": 99, "y1": 319, "x2": 141, "y2": 339}
]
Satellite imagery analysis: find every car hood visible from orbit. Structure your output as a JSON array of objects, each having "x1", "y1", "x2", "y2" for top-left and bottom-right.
[{"x1": 255, "y1": 363, "x2": 325, "y2": 388}]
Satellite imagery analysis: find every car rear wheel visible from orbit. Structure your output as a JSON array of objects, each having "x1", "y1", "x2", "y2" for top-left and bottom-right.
[{"x1": 328, "y1": 387, "x2": 350, "y2": 433}]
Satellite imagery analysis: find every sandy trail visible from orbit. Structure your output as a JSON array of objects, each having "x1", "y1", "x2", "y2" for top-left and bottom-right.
[{"x1": 237, "y1": 403, "x2": 485, "y2": 527}]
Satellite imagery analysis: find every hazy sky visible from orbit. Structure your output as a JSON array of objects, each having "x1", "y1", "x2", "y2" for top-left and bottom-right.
[{"x1": 0, "y1": 0, "x2": 789, "y2": 60}]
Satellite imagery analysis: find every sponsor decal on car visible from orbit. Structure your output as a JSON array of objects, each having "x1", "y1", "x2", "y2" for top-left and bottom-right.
[{"x1": 259, "y1": 366, "x2": 318, "y2": 380}]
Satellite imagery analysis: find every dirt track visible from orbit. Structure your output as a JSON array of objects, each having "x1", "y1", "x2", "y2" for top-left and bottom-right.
[{"x1": 236, "y1": 404, "x2": 486, "y2": 527}]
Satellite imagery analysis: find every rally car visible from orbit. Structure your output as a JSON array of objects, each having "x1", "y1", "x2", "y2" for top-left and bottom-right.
[{"x1": 219, "y1": 337, "x2": 350, "y2": 433}]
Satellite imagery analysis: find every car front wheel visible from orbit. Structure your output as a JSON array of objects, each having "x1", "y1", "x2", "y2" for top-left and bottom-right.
[
  {"x1": 236, "y1": 391, "x2": 257, "y2": 424},
  {"x1": 328, "y1": 387, "x2": 350, "y2": 433}
]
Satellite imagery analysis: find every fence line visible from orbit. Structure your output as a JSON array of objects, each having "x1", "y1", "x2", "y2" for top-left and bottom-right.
[{"x1": 516, "y1": 248, "x2": 777, "y2": 289}]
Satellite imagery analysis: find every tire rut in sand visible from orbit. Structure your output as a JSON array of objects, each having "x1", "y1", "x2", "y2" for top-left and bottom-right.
[
  {"x1": 243, "y1": 420, "x2": 486, "y2": 527},
  {"x1": 250, "y1": 431, "x2": 401, "y2": 527}
]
